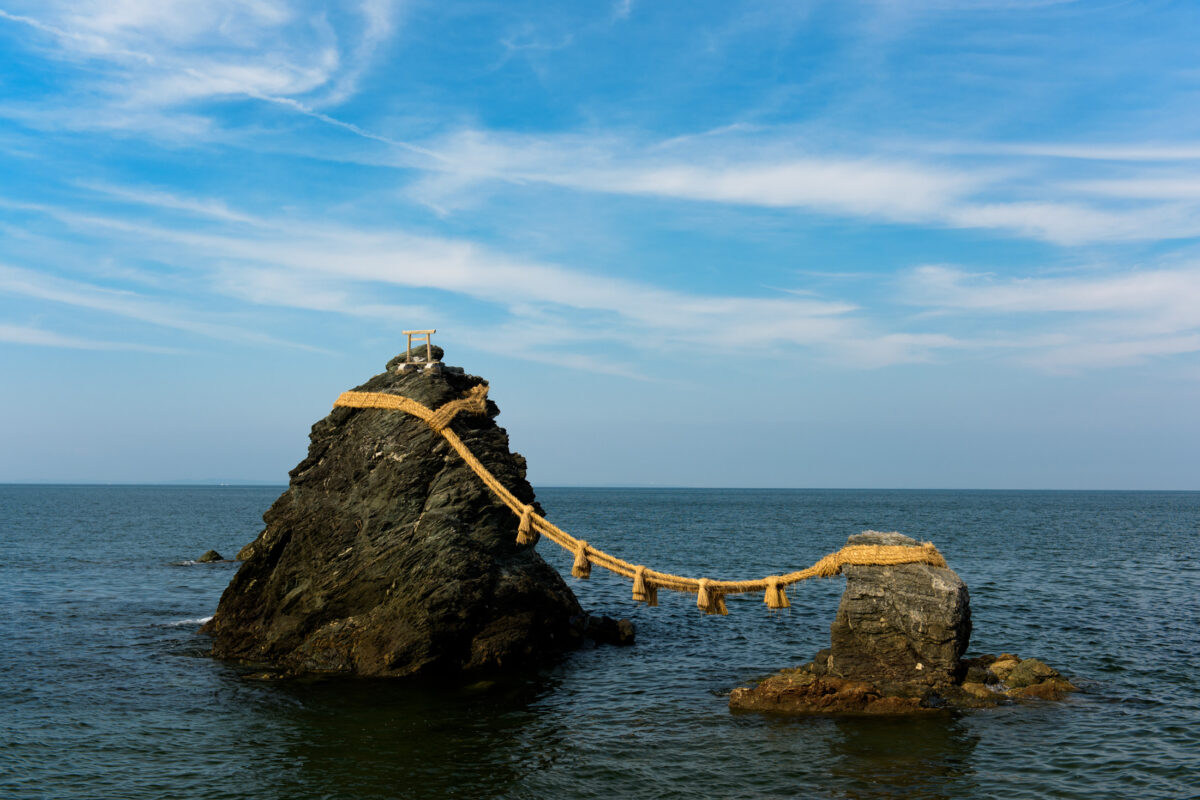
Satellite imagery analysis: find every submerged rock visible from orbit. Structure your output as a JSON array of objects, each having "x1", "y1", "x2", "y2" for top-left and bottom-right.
[
  {"x1": 197, "y1": 550, "x2": 225, "y2": 563},
  {"x1": 730, "y1": 532, "x2": 1076, "y2": 714},
  {"x1": 580, "y1": 614, "x2": 636, "y2": 647},
  {"x1": 204, "y1": 349, "x2": 602, "y2": 677},
  {"x1": 729, "y1": 670, "x2": 929, "y2": 715}
]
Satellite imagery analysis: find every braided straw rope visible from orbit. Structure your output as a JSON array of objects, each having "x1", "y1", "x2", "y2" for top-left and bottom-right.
[{"x1": 335, "y1": 385, "x2": 949, "y2": 614}]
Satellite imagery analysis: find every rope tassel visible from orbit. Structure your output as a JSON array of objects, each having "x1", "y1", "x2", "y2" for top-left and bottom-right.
[
  {"x1": 632, "y1": 566, "x2": 658, "y2": 606},
  {"x1": 764, "y1": 577, "x2": 790, "y2": 610},
  {"x1": 572, "y1": 540, "x2": 591, "y2": 578},
  {"x1": 515, "y1": 504, "x2": 536, "y2": 545},
  {"x1": 697, "y1": 579, "x2": 728, "y2": 615}
]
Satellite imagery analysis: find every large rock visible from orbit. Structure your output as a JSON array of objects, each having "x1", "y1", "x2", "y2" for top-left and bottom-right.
[
  {"x1": 827, "y1": 531, "x2": 970, "y2": 686},
  {"x1": 202, "y1": 349, "x2": 586, "y2": 677}
]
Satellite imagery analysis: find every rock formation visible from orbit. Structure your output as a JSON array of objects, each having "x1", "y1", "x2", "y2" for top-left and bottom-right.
[
  {"x1": 828, "y1": 531, "x2": 970, "y2": 686},
  {"x1": 203, "y1": 347, "x2": 616, "y2": 677},
  {"x1": 729, "y1": 532, "x2": 1076, "y2": 714}
]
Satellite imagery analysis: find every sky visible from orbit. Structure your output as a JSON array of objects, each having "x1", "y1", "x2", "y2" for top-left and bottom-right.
[{"x1": 1, "y1": 0, "x2": 1199, "y2": 488}]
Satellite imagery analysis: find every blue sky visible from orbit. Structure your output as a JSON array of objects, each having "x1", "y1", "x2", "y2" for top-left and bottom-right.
[{"x1": 1, "y1": 0, "x2": 1199, "y2": 488}]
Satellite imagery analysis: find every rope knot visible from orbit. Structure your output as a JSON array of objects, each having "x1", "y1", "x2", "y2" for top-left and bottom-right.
[
  {"x1": 764, "y1": 577, "x2": 790, "y2": 610},
  {"x1": 571, "y1": 540, "x2": 591, "y2": 579},
  {"x1": 632, "y1": 566, "x2": 658, "y2": 606},
  {"x1": 427, "y1": 384, "x2": 489, "y2": 433},
  {"x1": 696, "y1": 578, "x2": 728, "y2": 616},
  {"x1": 921, "y1": 542, "x2": 948, "y2": 569},
  {"x1": 515, "y1": 504, "x2": 537, "y2": 545}
]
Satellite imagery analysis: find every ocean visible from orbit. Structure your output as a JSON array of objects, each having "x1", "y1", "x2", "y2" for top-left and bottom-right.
[{"x1": 1, "y1": 485, "x2": 1197, "y2": 799}]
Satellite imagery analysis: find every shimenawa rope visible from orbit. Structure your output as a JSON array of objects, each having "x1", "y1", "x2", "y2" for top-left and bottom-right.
[{"x1": 335, "y1": 384, "x2": 948, "y2": 615}]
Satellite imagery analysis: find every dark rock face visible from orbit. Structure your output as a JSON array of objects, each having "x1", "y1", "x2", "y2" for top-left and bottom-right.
[
  {"x1": 203, "y1": 353, "x2": 586, "y2": 677},
  {"x1": 828, "y1": 531, "x2": 970, "y2": 686}
]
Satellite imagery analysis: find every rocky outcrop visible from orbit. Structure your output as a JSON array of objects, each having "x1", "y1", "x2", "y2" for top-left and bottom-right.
[
  {"x1": 197, "y1": 550, "x2": 225, "y2": 563},
  {"x1": 828, "y1": 531, "x2": 970, "y2": 686},
  {"x1": 203, "y1": 348, "x2": 604, "y2": 677},
  {"x1": 730, "y1": 532, "x2": 1076, "y2": 714}
]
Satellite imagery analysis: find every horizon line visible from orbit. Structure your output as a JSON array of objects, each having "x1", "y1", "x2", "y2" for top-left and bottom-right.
[{"x1": 1, "y1": 482, "x2": 1196, "y2": 492}]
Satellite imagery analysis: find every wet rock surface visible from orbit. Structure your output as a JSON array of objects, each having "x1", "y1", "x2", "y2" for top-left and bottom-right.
[
  {"x1": 204, "y1": 348, "x2": 626, "y2": 677},
  {"x1": 730, "y1": 533, "x2": 1076, "y2": 714}
]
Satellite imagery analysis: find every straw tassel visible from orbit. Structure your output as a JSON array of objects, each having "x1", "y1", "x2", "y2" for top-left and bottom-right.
[
  {"x1": 515, "y1": 504, "x2": 536, "y2": 545},
  {"x1": 632, "y1": 566, "x2": 658, "y2": 606},
  {"x1": 696, "y1": 579, "x2": 728, "y2": 615},
  {"x1": 764, "y1": 577, "x2": 790, "y2": 610},
  {"x1": 571, "y1": 540, "x2": 591, "y2": 578}
]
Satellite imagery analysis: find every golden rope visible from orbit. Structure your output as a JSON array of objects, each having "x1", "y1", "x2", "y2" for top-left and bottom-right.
[{"x1": 334, "y1": 386, "x2": 949, "y2": 614}]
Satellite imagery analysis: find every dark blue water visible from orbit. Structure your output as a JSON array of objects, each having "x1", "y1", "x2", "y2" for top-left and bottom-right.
[{"x1": 1, "y1": 486, "x2": 1197, "y2": 799}]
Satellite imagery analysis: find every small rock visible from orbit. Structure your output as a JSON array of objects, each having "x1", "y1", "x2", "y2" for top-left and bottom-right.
[
  {"x1": 960, "y1": 681, "x2": 998, "y2": 699},
  {"x1": 386, "y1": 345, "x2": 445, "y2": 370},
  {"x1": 1009, "y1": 678, "x2": 1078, "y2": 701},
  {"x1": 990, "y1": 657, "x2": 1021, "y2": 681},
  {"x1": 580, "y1": 615, "x2": 636, "y2": 647},
  {"x1": 962, "y1": 656, "x2": 1000, "y2": 685},
  {"x1": 1006, "y1": 658, "x2": 1058, "y2": 688},
  {"x1": 197, "y1": 550, "x2": 224, "y2": 563}
]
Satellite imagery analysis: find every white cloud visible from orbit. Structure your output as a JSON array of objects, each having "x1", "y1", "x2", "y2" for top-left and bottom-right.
[
  {"x1": 406, "y1": 129, "x2": 1200, "y2": 245},
  {"x1": 1061, "y1": 176, "x2": 1200, "y2": 201},
  {"x1": 0, "y1": 0, "x2": 402, "y2": 120},
  {"x1": 8, "y1": 190, "x2": 956, "y2": 368},
  {"x1": 0, "y1": 321, "x2": 180, "y2": 352},
  {"x1": 0, "y1": 263, "x2": 322, "y2": 350},
  {"x1": 947, "y1": 142, "x2": 1200, "y2": 161},
  {"x1": 903, "y1": 264, "x2": 1200, "y2": 369},
  {"x1": 8, "y1": 3, "x2": 1200, "y2": 248}
]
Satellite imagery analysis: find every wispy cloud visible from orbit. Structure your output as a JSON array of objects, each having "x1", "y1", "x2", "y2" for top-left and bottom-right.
[
  {"x1": 0, "y1": 263, "x2": 321, "y2": 350},
  {"x1": 0, "y1": 1, "x2": 406, "y2": 132},
  {"x1": 23, "y1": 180, "x2": 1200, "y2": 372},
  {"x1": 7, "y1": 3, "x2": 1200, "y2": 249},
  {"x1": 0, "y1": 321, "x2": 180, "y2": 353},
  {"x1": 7, "y1": 189, "x2": 957, "y2": 369},
  {"x1": 903, "y1": 264, "x2": 1200, "y2": 369},
  {"x1": 405, "y1": 129, "x2": 1200, "y2": 245},
  {"x1": 944, "y1": 142, "x2": 1200, "y2": 162}
]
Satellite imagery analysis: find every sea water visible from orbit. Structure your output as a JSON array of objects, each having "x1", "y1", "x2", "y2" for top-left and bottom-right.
[{"x1": 1, "y1": 486, "x2": 1197, "y2": 799}]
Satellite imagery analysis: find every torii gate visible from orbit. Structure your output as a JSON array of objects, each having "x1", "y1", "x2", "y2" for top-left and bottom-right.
[{"x1": 399, "y1": 329, "x2": 441, "y2": 372}]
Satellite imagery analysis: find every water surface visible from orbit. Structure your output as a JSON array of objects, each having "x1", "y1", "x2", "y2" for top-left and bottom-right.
[{"x1": 1, "y1": 486, "x2": 1196, "y2": 798}]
